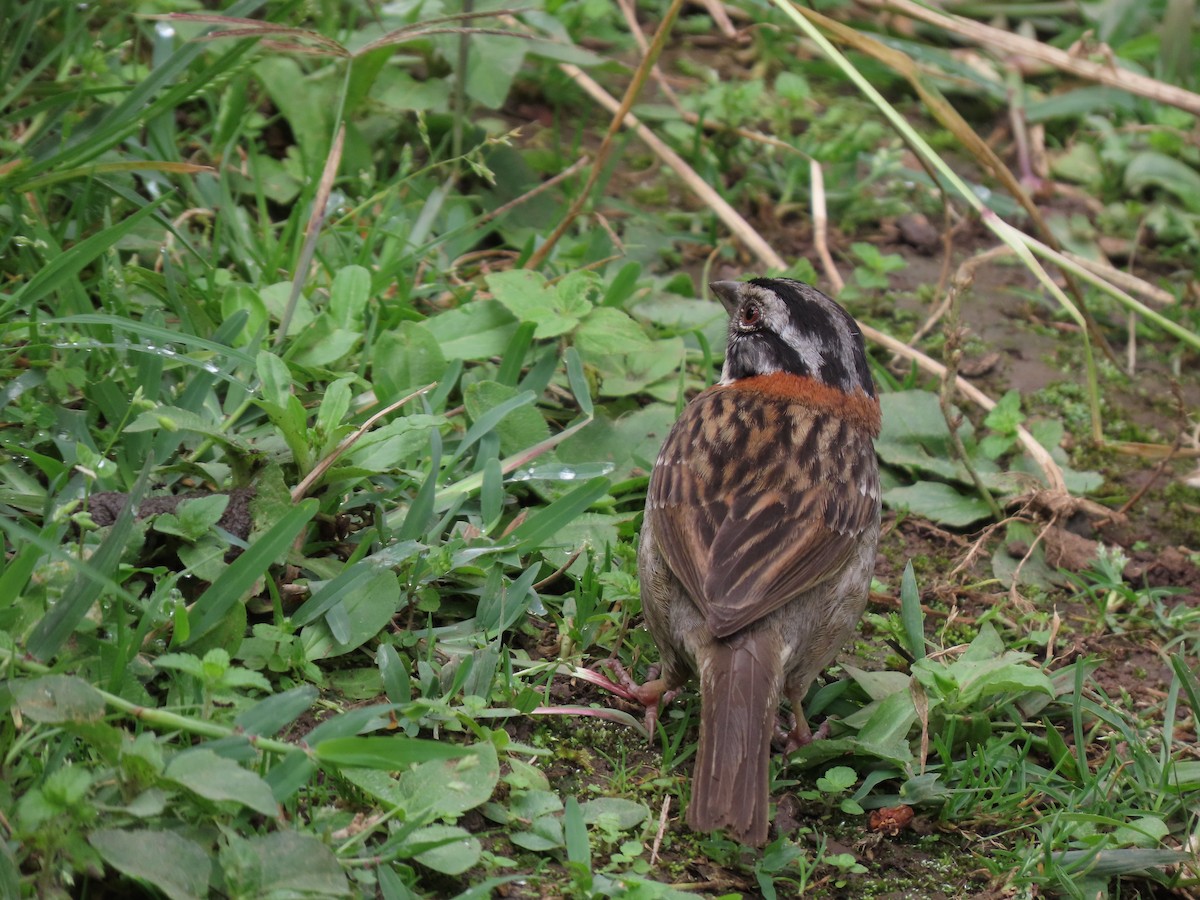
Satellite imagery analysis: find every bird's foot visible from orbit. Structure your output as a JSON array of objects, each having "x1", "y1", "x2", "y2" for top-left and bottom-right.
[
  {"x1": 782, "y1": 715, "x2": 831, "y2": 754},
  {"x1": 591, "y1": 660, "x2": 678, "y2": 739}
]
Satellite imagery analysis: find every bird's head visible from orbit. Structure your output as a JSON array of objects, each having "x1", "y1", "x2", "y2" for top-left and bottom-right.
[{"x1": 710, "y1": 278, "x2": 876, "y2": 399}]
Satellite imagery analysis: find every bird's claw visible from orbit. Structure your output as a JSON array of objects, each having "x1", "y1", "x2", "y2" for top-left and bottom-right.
[{"x1": 592, "y1": 660, "x2": 676, "y2": 740}]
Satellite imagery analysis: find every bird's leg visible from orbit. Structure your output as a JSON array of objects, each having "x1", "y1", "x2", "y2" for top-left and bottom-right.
[
  {"x1": 591, "y1": 660, "x2": 679, "y2": 739},
  {"x1": 780, "y1": 687, "x2": 831, "y2": 754}
]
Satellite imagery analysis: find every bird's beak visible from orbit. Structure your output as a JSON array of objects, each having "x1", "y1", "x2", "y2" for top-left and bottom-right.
[{"x1": 709, "y1": 281, "x2": 743, "y2": 315}]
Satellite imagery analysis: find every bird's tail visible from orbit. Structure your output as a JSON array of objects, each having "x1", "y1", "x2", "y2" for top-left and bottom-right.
[{"x1": 686, "y1": 631, "x2": 781, "y2": 846}]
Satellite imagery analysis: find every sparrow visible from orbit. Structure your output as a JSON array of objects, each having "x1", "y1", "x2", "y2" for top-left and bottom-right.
[{"x1": 636, "y1": 277, "x2": 882, "y2": 846}]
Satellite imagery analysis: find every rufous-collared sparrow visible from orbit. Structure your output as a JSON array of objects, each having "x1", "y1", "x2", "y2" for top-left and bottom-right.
[{"x1": 636, "y1": 277, "x2": 882, "y2": 846}]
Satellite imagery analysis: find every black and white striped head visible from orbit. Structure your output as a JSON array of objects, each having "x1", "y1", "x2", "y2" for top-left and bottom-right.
[{"x1": 711, "y1": 278, "x2": 876, "y2": 398}]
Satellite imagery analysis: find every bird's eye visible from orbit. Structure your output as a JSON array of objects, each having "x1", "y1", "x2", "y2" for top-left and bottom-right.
[{"x1": 740, "y1": 303, "x2": 761, "y2": 328}]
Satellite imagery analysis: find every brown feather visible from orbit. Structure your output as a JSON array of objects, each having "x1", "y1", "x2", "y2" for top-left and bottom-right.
[
  {"x1": 648, "y1": 384, "x2": 880, "y2": 636},
  {"x1": 686, "y1": 630, "x2": 779, "y2": 845}
]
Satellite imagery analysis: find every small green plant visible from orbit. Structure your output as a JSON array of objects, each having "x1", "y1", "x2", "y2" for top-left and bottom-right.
[
  {"x1": 1064, "y1": 544, "x2": 1189, "y2": 636},
  {"x1": 839, "y1": 242, "x2": 908, "y2": 301},
  {"x1": 795, "y1": 765, "x2": 864, "y2": 815},
  {"x1": 980, "y1": 389, "x2": 1026, "y2": 460},
  {"x1": 155, "y1": 648, "x2": 272, "y2": 719}
]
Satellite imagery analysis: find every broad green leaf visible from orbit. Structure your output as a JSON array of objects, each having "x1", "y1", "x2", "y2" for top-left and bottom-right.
[
  {"x1": 574, "y1": 307, "x2": 651, "y2": 357},
  {"x1": 164, "y1": 751, "x2": 278, "y2": 817},
  {"x1": 538, "y1": 511, "x2": 619, "y2": 572},
  {"x1": 563, "y1": 346, "x2": 593, "y2": 418},
  {"x1": 898, "y1": 561, "x2": 925, "y2": 660},
  {"x1": 11, "y1": 675, "x2": 105, "y2": 724},
  {"x1": 315, "y1": 735, "x2": 470, "y2": 769},
  {"x1": 1125, "y1": 151, "x2": 1200, "y2": 213},
  {"x1": 344, "y1": 414, "x2": 445, "y2": 473},
  {"x1": 953, "y1": 659, "x2": 1054, "y2": 706},
  {"x1": 1112, "y1": 817, "x2": 1170, "y2": 849},
  {"x1": 464, "y1": 35, "x2": 526, "y2": 108},
  {"x1": 593, "y1": 337, "x2": 685, "y2": 397},
  {"x1": 420, "y1": 300, "x2": 517, "y2": 360},
  {"x1": 290, "y1": 562, "x2": 375, "y2": 627},
  {"x1": 315, "y1": 377, "x2": 353, "y2": 446},
  {"x1": 301, "y1": 567, "x2": 402, "y2": 659},
  {"x1": 329, "y1": 265, "x2": 370, "y2": 328},
  {"x1": 557, "y1": 404, "x2": 677, "y2": 481},
  {"x1": 883, "y1": 482, "x2": 993, "y2": 528},
  {"x1": 563, "y1": 797, "x2": 589, "y2": 866},
  {"x1": 487, "y1": 269, "x2": 590, "y2": 338},
  {"x1": 840, "y1": 665, "x2": 912, "y2": 702},
  {"x1": 220, "y1": 831, "x2": 349, "y2": 899},
  {"x1": 254, "y1": 56, "x2": 334, "y2": 172},
  {"x1": 373, "y1": 322, "x2": 446, "y2": 402},
  {"x1": 852, "y1": 689, "x2": 918, "y2": 761},
  {"x1": 454, "y1": 389, "x2": 537, "y2": 460},
  {"x1": 875, "y1": 391, "x2": 1017, "y2": 493},
  {"x1": 89, "y1": 828, "x2": 212, "y2": 900},
  {"x1": 347, "y1": 742, "x2": 499, "y2": 821},
  {"x1": 408, "y1": 825, "x2": 481, "y2": 875},
  {"x1": 233, "y1": 686, "x2": 319, "y2": 737},
  {"x1": 510, "y1": 815, "x2": 564, "y2": 851},
  {"x1": 377, "y1": 644, "x2": 412, "y2": 705},
  {"x1": 257, "y1": 282, "x2": 312, "y2": 337},
  {"x1": 153, "y1": 495, "x2": 230, "y2": 541},
  {"x1": 221, "y1": 284, "x2": 269, "y2": 342},
  {"x1": 463, "y1": 381, "x2": 550, "y2": 456},
  {"x1": 291, "y1": 315, "x2": 362, "y2": 368},
  {"x1": 578, "y1": 798, "x2": 649, "y2": 829},
  {"x1": 1026, "y1": 85, "x2": 1139, "y2": 122},
  {"x1": 125, "y1": 406, "x2": 231, "y2": 444},
  {"x1": 256, "y1": 349, "x2": 294, "y2": 414}
]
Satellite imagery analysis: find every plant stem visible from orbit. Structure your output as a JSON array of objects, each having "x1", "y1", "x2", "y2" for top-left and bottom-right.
[{"x1": 524, "y1": 0, "x2": 685, "y2": 270}]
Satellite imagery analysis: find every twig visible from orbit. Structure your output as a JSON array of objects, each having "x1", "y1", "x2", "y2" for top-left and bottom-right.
[
  {"x1": 480, "y1": 155, "x2": 590, "y2": 225},
  {"x1": 557, "y1": 65, "x2": 788, "y2": 273},
  {"x1": 937, "y1": 265, "x2": 1004, "y2": 520},
  {"x1": 615, "y1": 0, "x2": 688, "y2": 119},
  {"x1": 867, "y1": 0, "x2": 1200, "y2": 117},
  {"x1": 948, "y1": 515, "x2": 1023, "y2": 581},
  {"x1": 292, "y1": 384, "x2": 435, "y2": 502},
  {"x1": 1060, "y1": 250, "x2": 1177, "y2": 308},
  {"x1": 809, "y1": 159, "x2": 843, "y2": 292},
  {"x1": 650, "y1": 794, "x2": 671, "y2": 865},
  {"x1": 278, "y1": 124, "x2": 345, "y2": 343},
  {"x1": 1007, "y1": 517, "x2": 1053, "y2": 614},
  {"x1": 532, "y1": 548, "x2": 584, "y2": 591},
  {"x1": 699, "y1": 0, "x2": 737, "y2": 38},
  {"x1": 525, "y1": 0, "x2": 686, "y2": 269}
]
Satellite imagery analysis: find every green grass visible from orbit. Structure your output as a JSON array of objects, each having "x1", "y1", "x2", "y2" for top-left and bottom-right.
[{"x1": 2, "y1": 0, "x2": 1199, "y2": 897}]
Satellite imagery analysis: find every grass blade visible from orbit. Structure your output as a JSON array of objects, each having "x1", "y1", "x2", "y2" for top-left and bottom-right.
[
  {"x1": 7, "y1": 196, "x2": 170, "y2": 315},
  {"x1": 185, "y1": 499, "x2": 319, "y2": 642},
  {"x1": 27, "y1": 463, "x2": 153, "y2": 660},
  {"x1": 507, "y1": 476, "x2": 609, "y2": 551}
]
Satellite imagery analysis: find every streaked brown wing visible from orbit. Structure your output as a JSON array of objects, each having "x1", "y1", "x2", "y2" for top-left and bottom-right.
[{"x1": 647, "y1": 387, "x2": 879, "y2": 639}]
